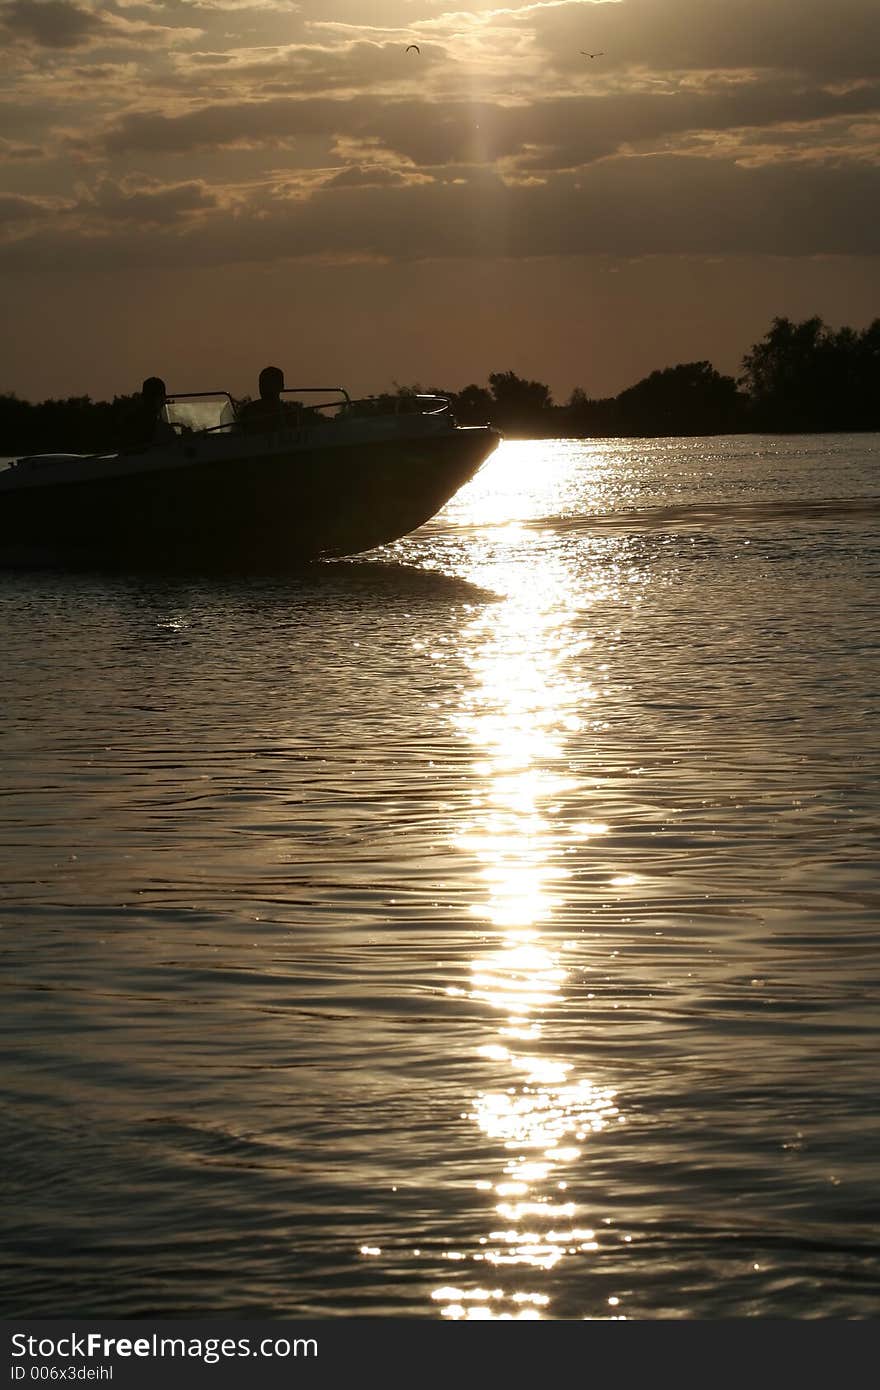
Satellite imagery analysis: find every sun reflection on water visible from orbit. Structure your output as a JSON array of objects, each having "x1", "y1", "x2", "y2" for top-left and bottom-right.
[{"x1": 431, "y1": 513, "x2": 627, "y2": 1320}]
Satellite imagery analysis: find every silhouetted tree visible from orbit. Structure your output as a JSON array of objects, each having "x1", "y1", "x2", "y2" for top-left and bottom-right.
[
  {"x1": 488, "y1": 370, "x2": 554, "y2": 433},
  {"x1": 615, "y1": 361, "x2": 743, "y2": 436},
  {"x1": 741, "y1": 316, "x2": 825, "y2": 429},
  {"x1": 555, "y1": 387, "x2": 620, "y2": 436},
  {"x1": 0, "y1": 392, "x2": 143, "y2": 455},
  {"x1": 851, "y1": 319, "x2": 880, "y2": 429},
  {"x1": 451, "y1": 383, "x2": 494, "y2": 424},
  {"x1": 740, "y1": 316, "x2": 880, "y2": 430}
]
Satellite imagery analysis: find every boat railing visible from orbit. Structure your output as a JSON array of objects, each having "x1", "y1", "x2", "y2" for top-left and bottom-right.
[
  {"x1": 161, "y1": 387, "x2": 453, "y2": 438},
  {"x1": 278, "y1": 387, "x2": 351, "y2": 424},
  {"x1": 338, "y1": 392, "x2": 452, "y2": 420},
  {"x1": 269, "y1": 389, "x2": 452, "y2": 426}
]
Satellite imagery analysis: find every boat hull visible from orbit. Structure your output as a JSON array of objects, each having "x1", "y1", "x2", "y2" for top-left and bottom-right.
[{"x1": 0, "y1": 426, "x2": 499, "y2": 571}]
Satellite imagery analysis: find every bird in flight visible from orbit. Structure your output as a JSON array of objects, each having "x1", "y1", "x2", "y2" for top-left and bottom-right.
[
  {"x1": 581, "y1": 51, "x2": 604, "y2": 58},
  {"x1": 405, "y1": 44, "x2": 420, "y2": 54}
]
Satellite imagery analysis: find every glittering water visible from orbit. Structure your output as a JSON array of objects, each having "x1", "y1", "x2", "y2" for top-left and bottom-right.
[{"x1": 2, "y1": 434, "x2": 878, "y2": 1319}]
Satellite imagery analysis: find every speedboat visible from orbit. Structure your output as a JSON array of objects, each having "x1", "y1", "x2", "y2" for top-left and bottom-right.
[{"x1": 0, "y1": 388, "x2": 500, "y2": 570}]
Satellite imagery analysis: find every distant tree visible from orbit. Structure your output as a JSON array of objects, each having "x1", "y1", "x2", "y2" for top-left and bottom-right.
[
  {"x1": 740, "y1": 316, "x2": 880, "y2": 430},
  {"x1": 851, "y1": 319, "x2": 880, "y2": 429},
  {"x1": 740, "y1": 316, "x2": 826, "y2": 429},
  {"x1": 615, "y1": 361, "x2": 743, "y2": 436},
  {"x1": 0, "y1": 391, "x2": 151, "y2": 455},
  {"x1": 452, "y1": 383, "x2": 494, "y2": 424},
  {"x1": 487, "y1": 370, "x2": 554, "y2": 433},
  {"x1": 553, "y1": 387, "x2": 619, "y2": 437}
]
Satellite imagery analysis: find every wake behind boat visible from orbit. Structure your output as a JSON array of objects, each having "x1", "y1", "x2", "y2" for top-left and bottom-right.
[{"x1": 0, "y1": 387, "x2": 500, "y2": 571}]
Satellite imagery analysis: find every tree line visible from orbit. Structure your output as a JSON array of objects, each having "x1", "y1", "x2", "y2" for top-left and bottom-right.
[
  {"x1": 2, "y1": 315, "x2": 878, "y2": 455},
  {"x1": 438, "y1": 316, "x2": 880, "y2": 436}
]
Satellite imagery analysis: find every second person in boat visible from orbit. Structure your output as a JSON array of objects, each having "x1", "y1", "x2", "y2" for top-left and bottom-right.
[{"x1": 238, "y1": 366, "x2": 303, "y2": 434}]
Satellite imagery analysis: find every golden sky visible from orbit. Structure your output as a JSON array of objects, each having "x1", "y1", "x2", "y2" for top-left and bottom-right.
[{"x1": 1, "y1": 0, "x2": 878, "y2": 401}]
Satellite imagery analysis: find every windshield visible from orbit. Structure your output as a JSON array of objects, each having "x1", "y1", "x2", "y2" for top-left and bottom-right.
[{"x1": 163, "y1": 394, "x2": 237, "y2": 434}]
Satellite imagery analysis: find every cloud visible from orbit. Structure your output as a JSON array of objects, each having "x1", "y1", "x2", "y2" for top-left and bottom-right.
[
  {"x1": 1, "y1": 0, "x2": 877, "y2": 286},
  {"x1": 1, "y1": 154, "x2": 877, "y2": 269},
  {"x1": 102, "y1": 95, "x2": 353, "y2": 153},
  {"x1": 170, "y1": 38, "x2": 445, "y2": 96},
  {"x1": 508, "y1": 0, "x2": 880, "y2": 82},
  {"x1": 302, "y1": 0, "x2": 880, "y2": 87},
  {"x1": 164, "y1": 1, "x2": 299, "y2": 10},
  {"x1": 98, "y1": 79, "x2": 880, "y2": 168},
  {"x1": 1, "y1": 0, "x2": 101, "y2": 49},
  {"x1": 323, "y1": 164, "x2": 415, "y2": 187},
  {"x1": 7, "y1": 1, "x2": 880, "y2": 177},
  {"x1": 0, "y1": 0, "x2": 202, "y2": 56},
  {"x1": 0, "y1": 192, "x2": 62, "y2": 223},
  {"x1": 0, "y1": 137, "x2": 47, "y2": 162},
  {"x1": 82, "y1": 175, "x2": 219, "y2": 222}
]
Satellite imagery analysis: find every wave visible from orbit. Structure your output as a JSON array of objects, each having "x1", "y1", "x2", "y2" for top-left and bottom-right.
[{"x1": 523, "y1": 495, "x2": 880, "y2": 534}]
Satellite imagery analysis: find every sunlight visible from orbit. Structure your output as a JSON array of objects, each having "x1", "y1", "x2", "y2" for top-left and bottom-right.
[
  {"x1": 442, "y1": 438, "x2": 614, "y2": 530},
  {"x1": 432, "y1": 496, "x2": 627, "y2": 1316}
]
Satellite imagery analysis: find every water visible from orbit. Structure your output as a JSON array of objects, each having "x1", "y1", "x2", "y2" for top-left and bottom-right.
[{"x1": 1, "y1": 434, "x2": 878, "y2": 1319}]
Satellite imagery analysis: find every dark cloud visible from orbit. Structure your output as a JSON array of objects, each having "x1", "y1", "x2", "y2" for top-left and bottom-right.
[
  {"x1": 103, "y1": 96, "x2": 344, "y2": 153},
  {"x1": 0, "y1": 137, "x2": 46, "y2": 162},
  {"x1": 2, "y1": 155, "x2": 877, "y2": 268},
  {"x1": 100, "y1": 81, "x2": 880, "y2": 168},
  {"x1": 0, "y1": 192, "x2": 57, "y2": 223},
  {"x1": 1, "y1": 0, "x2": 102, "y2": 49},
  {"x1": 85, "y1": 176, "x2": 219, "y2": 222},
  {"x1": 0, "y1": 0, "x2": 202, "y2": 61},
  {"x1": 368, "y1": 84, "x2": 880, "y2": 170},
  {"x1": 176, "y1": 39, "x2": 445, "y2": 94}
]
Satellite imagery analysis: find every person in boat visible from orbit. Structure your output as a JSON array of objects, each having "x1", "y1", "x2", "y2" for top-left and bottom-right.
[
  {"x1": 238, "y1": 365, "x2": 302, "y2": 434},
  {"x1": 120, "y1": 376, "x2": 177, "y2": 451}
]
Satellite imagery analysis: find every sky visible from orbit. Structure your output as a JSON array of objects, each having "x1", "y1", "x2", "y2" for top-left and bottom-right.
[{"x1": 1, "y1": 0, "x2": 878, "y2": 403}]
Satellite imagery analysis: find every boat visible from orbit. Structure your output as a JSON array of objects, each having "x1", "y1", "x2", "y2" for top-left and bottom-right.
[{"x1": 0, "y1": 387, "x2": 500, "y2": 571}]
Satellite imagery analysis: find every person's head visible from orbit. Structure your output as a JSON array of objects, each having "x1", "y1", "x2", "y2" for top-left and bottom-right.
[
  {"x1": 258, "y1": 366, "x2": 284, "y2": 401},
  {"x1": 141, "y1": 377, "x2": 167, "y2": 404}
]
